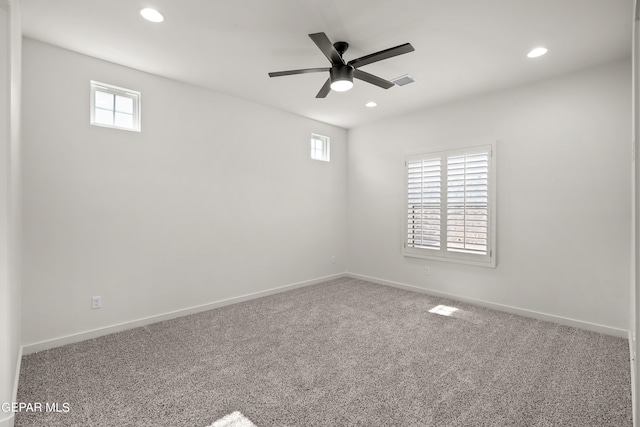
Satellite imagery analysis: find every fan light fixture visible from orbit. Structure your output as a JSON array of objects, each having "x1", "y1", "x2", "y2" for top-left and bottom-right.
[
  {"x1": 527, "y1": 47, "x2": 547, "y2": 58},
  {"x1": 329, "y1": 65, "x2": 354, "y2": 92},
  {"x1": 330, "y1": 80, "x2": 353, "y2": 92},
  {"x1": 140, "y1": 8, "x2": 164, "y2": 23}
]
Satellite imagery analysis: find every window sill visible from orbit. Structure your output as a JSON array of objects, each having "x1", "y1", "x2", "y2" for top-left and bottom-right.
[{"x1": 403, "y1": 248, "x2": 496, "y2": 268}]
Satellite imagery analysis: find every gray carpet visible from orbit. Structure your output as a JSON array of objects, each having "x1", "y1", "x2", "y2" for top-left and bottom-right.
[{"x1": 15, "y1": 277, "x2": 632, "y2": 426}]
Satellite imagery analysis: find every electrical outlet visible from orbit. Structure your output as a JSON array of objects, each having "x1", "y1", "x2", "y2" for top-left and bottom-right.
[
  {"x1": 424, "y1": 266, "x2": 431, "y2": 276},
  {"x1": 91, "y1": 296, "x2": 102, "y2": 310},
  {"x1": 331, "y1": 255, "x2": 336, "y2": 264}
]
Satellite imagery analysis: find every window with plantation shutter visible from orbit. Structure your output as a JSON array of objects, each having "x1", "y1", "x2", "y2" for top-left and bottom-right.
[{"x1": 404, "y1": 143, "x2": 496, "y2": 267}]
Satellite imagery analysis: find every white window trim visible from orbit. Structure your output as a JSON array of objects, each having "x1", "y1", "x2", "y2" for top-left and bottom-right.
[
  {"x1": 403, "y1": 141, "x2": 497, "y2": 268},
  {"x1": 90, "y1": 80, "x2": 141, "y2": 132},
  {"x1": 311, "y1": 133, "x2": 330, "y2": 162}
]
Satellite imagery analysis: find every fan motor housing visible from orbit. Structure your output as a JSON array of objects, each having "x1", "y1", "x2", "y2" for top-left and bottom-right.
[{"x1": 330, "y1": 64, "x2": 354, "y2": 82}]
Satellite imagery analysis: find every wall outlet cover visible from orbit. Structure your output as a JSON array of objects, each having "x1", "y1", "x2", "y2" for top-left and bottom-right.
[{"x1": 91, "y1": 296, "x2": 102, "y2": 309}]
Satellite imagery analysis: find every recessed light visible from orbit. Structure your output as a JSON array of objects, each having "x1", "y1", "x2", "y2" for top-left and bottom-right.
[
  {"x1": 365, "y1": 101, "x2": 377, "y2": 108},
  {"x1": 527, "y1": 47, "x2": 548, "y2": 58},
  {"x1": 140, "y1": 8, "x2": 164, "y2": 23}
]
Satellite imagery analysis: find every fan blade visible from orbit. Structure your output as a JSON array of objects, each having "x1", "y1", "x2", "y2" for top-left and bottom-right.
[
  {"x1": 354, "y1": 69, "x2": 394, "y2": 89},
  {"x1": 348, "y1": 43, "x2": 414, "y2": 68},
  {"x1": 269, "y1": 67, "x2": 330, "y2": 77},
  {"x1": 309, "y1": 32, "x2": 344, "y2": 65},
  {"x1": 316, "y1": 78, "x2": 332, "y2": 98}
]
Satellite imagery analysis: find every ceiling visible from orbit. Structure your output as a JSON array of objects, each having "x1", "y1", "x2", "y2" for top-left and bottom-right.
[{"x1": 19, "y1": 0, "x2": 633, "y2": 129}]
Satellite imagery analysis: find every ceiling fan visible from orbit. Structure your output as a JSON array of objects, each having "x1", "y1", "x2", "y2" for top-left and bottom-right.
[{"x1": 268, "y1": 32, "x2": 415, "y2": 98}]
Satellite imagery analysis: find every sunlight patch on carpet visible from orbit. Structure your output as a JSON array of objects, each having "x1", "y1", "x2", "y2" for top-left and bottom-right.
[
  {"x1": 208, "y1": 411, "x2": 256, "y2": 427},
  {"x1": 429, "y1": 304, "x2": 459, "y2": 316}
]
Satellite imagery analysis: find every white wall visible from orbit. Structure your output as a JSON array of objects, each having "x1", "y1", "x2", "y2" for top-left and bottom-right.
[
  {"x1": 0, "y1": 12, "x2": 9, "y2": 415},
  {"x1": 0, "y1": 1, "x2": 21, "y2": 426},
  {"x1": 21, "y1": 39, "x2": 348, "y2": 348},
  {"x1": 633, "y1": 1, "x2": 639, "y2": 423},
  {"x1": 348, "y1": 60, "x2": 632, "y2": 332}
]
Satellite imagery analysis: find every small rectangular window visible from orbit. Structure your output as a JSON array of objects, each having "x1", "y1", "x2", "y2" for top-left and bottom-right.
[
  {"x1": 405, "y1": 142, "x2": 496, "y2": 267},
  {"x1": 311, "y1": 134, "x2": 330, "y2": 162},
  {"x1": 90, "y1": 81, "x2": 141, "y2": 132}
]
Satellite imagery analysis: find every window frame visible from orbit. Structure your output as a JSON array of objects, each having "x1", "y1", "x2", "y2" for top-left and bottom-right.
[
  {"x1": 310, "y1": 133, "x2": 330, "y2": 162},
  {"x1": 403, "y1": 141, "x2": 497, "y2": 268},
  {"x1": 90, "y1": 80, "x2": 141, "y2": 132}
]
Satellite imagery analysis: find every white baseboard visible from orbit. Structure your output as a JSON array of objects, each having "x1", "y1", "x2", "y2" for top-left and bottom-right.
[
  {"x1": 630, "y1": 330, "x2": 637, "y2": 427},
  {"x1": 22, "y1": 271, "x2": 629, "y2": 354},
  {"x1": 0, "y1": 414, "x2": 14, "y2": 427},
  {"x1": 347, "y1": 272, "x2": 628, "y2": 338},
  {"x1": 22, "y1": 273, "x2": 346, "y2": 355},
  {"x1": 0, "y1": 345, "x2": 23, "y2": 427},
  {"x1": 12, "y1": 345, "x2": 21, "y2": 402}
]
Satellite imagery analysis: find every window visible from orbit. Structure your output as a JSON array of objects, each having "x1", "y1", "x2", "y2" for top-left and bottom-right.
[
  {"x1": 90, "y1": 81, "x2": 141, "y2": 132},
  {"x1": 404, "y1": 143, "x2": 496, "y2": 267},
  {"x1": 311, "y1": 134, "x2": 330, "y2": 162}
]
